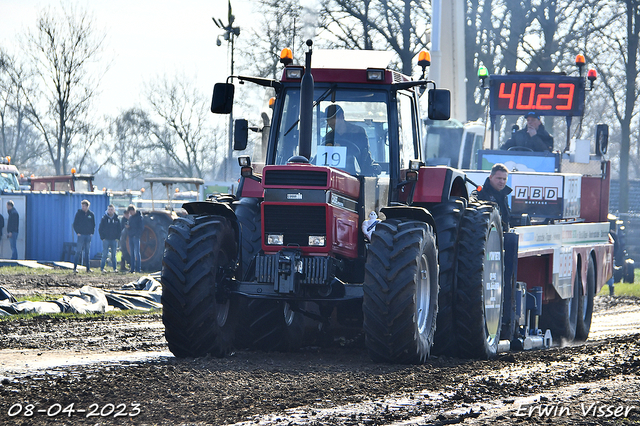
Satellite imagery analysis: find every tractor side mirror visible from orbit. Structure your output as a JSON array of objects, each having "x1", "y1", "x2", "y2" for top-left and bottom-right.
[
  {"x1": 234, "y1": 119, "x2": 249, "y2": 150},
  {"x1": 596, "y1": 123, "x2": 609, "y2": 156},
  {"x1": 428, "y1": 89, "x2": 451, "y2": 121},
  {"x1": 211, "y1": 83, "x2": 235, "y2": 114}
]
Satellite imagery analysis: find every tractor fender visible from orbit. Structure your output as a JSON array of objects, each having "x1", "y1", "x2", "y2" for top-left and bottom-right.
[
  {"x1": 412, "y1": 167, "x2": 469, "y2": 203},
  {"x1": 182, "y1": 201, "x2": 241, "y2": 259},
  {"x1": 183, "y1": 201, "x2": 237, "y2": 223},
  {"x1": 381, "y1": 206, "x2": 435, "y2": 229}
]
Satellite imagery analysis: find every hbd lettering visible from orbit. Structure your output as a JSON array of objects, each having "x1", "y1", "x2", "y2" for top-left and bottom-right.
[
  {"x1": 514, "y1": 186, "x2": 558, "y2": 203},
  {"x1": 515, "y1": 403, "x2": 636, "y2": 418}
]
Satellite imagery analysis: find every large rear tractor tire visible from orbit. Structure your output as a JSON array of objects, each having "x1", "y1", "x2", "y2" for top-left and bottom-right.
[
  {"x1": 575, "y1": 257, "x2": 596, "y2": 342},
  {"x1": 363, "y1": 220, "x2": 439, "y2": 364},
  {"x1": 539, "y1": 263, "x2": 580, "y2": 343},
  {"x1": 124, "y1": 212, "x2": 173, "y2": 272},
  {"x1": 237, "y1": 299, "x2": 305, "y2": 352},
  {"x1": 430, "y1": 197, "x2": 466, "y2": 357},
  {"x1": 455, "y1": 204, "x2": 505, "y2": 360},
  {"x1": 161, "y1": 215, "x2": 238, "y2": 358}
]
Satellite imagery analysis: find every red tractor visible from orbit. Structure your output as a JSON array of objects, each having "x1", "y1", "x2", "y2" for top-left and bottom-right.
[{"x1": 160, "y1": 41, "x2": 512, "y2": 363}]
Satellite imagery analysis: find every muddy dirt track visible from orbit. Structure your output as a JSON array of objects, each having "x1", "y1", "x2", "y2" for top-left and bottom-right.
[{"x1": 0, "y1": 273, "x2": 639, "y2": 425}]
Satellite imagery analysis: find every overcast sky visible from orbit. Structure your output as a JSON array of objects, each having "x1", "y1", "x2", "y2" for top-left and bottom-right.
[{"x1": 0, "y1": 0, "x2": 255, "y2": 118}]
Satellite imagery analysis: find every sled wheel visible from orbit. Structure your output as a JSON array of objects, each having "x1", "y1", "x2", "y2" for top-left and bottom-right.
[
  {"x1": 540, "y1": 261, "x2": 580, "y2": 343},
  {"x1": 575, "y1": 257, "x2": 596, "y2": 342}
]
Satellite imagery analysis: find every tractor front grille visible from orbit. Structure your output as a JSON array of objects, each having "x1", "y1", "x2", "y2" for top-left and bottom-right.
[
  {"x1": 255, "y1": 253, "x2": 334, "y2": 285},
  {"x1": 263, "y1": 170, "x2": 328, "y2": 187},
  {"x1": 263, "y1": 204, "x2": 326, "y2": 246}
]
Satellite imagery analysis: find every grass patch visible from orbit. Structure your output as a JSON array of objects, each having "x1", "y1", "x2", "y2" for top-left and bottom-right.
[
  {"x1": 598, "y1": 282, "x2": 640, "y2": 297},
  {"x1": 0, "y1": 266, "x2": 71, "y2": 275},
  {"x1": 0, "y1": 308, "x2": 161, "y2": 322},
  {"x1": 15, "y1": 294, "x2": 64, "y2": 302},
  {"x1": 597, "y1": 268, "x2": 640, "y2": 297}
]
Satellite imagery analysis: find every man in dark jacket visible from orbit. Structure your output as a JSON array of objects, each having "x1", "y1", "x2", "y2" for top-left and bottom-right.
[
  {"x1": 500, "y1": 112, "x2": 554, "y2": 152},
  {"x1": 126, "y1": 205, "x2": 143, "y2": 273},
  {"x1": 99, "y1": 204, "x2": 120, "y2": 273},
  {"x1": 471, "y1": 163, "x2": 512, "y2": 230},
  {"x1": 73, "y1": 199, "x2": 96, "y2": 273},
  {"x1": 6, "y1": 200, "x2": 18, "y2": 260},
  {"x1": 119, "y1": 209, "x2": 130, "y2": 272}
]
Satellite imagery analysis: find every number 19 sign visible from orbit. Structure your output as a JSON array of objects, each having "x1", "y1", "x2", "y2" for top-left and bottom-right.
[{"x1": 489, "y1": 74, "x2": 585, "y2": 117}]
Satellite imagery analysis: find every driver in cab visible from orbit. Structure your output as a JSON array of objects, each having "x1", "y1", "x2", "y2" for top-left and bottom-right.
[
  {"x1": 324, "y1": 104, "x2": 377, "y2": 175},
  {"x1": 500, "y1": 111, "x2": 554, "y2": 152}
]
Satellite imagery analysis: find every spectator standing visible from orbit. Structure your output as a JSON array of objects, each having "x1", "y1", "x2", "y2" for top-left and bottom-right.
[
  {"x1": 470, "y1": 163, "x2": 512, "y2": 230},
  {"x1": 73, "y1": 199, "x2": 95, "y2": 273},
  {"x1": 127, "y1": 205, "x2": 143, "y2": 273},
  {"x1": 120, "y1": 209, "x2": 130, "y2": 272},
  {"x1": 0, "y1": 205, "x2": 4, "y2": 256},
  {"x1": 98, "y1": 204, "x2": 120, "y2": 273},
  {"x1": 6, "y1": 200, "x2": 18, "y2": 260}
]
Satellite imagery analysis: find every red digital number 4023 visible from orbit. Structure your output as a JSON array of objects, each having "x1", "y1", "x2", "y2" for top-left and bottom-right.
[{"x1": 498, "y1": 82, "x2": 574, "y2": 111}]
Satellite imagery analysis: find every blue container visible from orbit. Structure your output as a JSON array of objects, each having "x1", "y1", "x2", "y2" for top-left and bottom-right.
[{"x1": 21, "y1": 191, "x2": 110, "y2": 262}]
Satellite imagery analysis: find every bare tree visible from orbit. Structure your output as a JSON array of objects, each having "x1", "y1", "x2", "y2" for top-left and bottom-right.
[
  {"x1": 587, "y1": 0, "x2": 640, "y2": 213},
  {"x1": 144, "y1": 75, "x2": 223, "y2": 179},
  {"x1": 22, "y1": 4, "x2": 106, "y2": 175},
  {"x1": 318, "y1": 0, "x2": 430, "y2": 75},
  {"x1": 238, "y1": 0, "x2": 305, "y2": 79},
  {"x1": 0, "y1": 48, "x2": 45, "y2": 168},
  {"x1": 108, "y1": 108, "x2": 157, "y2": 188}
]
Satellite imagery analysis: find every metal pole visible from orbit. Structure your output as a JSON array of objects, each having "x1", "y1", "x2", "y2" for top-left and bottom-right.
[{"x1": 228, "y1": 33, "x2": 235, "y2": 182}]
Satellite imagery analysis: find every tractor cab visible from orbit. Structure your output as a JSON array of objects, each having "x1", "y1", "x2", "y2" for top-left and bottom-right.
[{"x1": 0, "y1": 157, "x2": 20, "y2": 192}]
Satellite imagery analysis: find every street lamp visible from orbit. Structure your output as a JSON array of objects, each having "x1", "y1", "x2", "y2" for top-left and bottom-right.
[{"x1": 213, "y1": 1, "x2": 240, "y2": 182}]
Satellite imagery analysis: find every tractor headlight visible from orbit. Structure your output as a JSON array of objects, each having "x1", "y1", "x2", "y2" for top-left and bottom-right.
[
  {"x1": 366, "y1": 69, "x2": 384, "y2": 81},
  {"x1": 267, "y1": 234, "x2": 284, "y2": 245},
  {"x1": 308, "y1": 236, "x2": 326, "y2": 246},
  {"x1": 285, "y1": 67, "x2": 303, "y2": 79}
]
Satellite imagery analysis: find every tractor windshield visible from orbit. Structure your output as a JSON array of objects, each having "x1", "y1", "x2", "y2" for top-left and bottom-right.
[
  {"x1": 0, "y1": 172, "x2": 19, "y2": 191},
  {"x1": 274, "y1": 88, "x2": 389, "y2": 176}
]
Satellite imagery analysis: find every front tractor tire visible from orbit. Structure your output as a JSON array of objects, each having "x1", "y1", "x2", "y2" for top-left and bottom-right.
[
  {"x1": 455, "y1": 204, "x2": 505, "y2": 360},
  {"x1": 161, "y1": 215, "x2": 238, "y2": 358},
  {"x1": 363, "y1": 219, "x2": 439, "y2": 364}
]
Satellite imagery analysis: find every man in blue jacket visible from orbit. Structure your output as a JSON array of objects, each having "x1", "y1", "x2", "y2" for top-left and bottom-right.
[
  {"x1": 99, "y1": 204, "x2": 121, "y2": 273},
  {"x1": 73, "y1": 199, "x2": 95, "y2": 273},
  {"x1": 126, "y1": 205, "x2": 143, "y2": 273}
]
